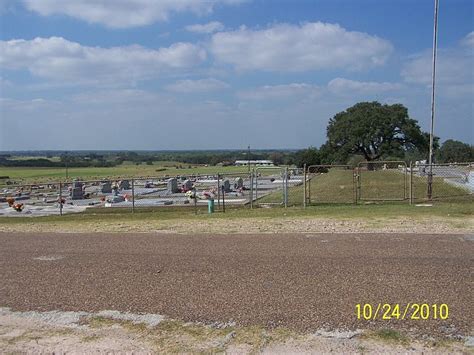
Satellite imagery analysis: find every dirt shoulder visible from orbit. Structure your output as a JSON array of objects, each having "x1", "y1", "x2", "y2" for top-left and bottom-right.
[{"x1": 1, "y1": 308, "x2": 470, "y2": 354}]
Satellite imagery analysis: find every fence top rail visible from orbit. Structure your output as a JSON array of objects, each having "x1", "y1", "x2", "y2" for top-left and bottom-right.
[
  {"x1": 307, "y1": 164, "x2": 352, "y2": 169},
  {"x1": 254, "y1": 166, "x2": 286, "y2": 170},
  {"x1": 217, "y1": 172, "x2": 252, "y2": 177},
  {"x1": 428, "y1": 162, "x2": 473, "y2": 167},
  {"x1": 358, "y1": 160, "x2": 407, "y2": 166}
]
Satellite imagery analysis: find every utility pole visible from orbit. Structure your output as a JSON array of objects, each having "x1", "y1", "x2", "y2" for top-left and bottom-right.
[{"x1": 428, "y1": 0, "x2": 439, "y2": 200}]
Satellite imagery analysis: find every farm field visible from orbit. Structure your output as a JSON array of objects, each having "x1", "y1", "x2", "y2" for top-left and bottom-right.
[{"x1": 0, "y1": 162, "x2": 253, "y2": 184}]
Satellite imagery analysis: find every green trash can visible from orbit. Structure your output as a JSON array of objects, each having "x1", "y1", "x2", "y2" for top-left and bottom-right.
[{"x1": 208, "y1": 198, "x2": 215, "y2": 214}]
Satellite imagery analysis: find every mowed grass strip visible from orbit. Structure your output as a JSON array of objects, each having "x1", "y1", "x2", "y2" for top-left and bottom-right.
[{"x1": 0, "y1": 200, "x2": 472, "y2": 226}]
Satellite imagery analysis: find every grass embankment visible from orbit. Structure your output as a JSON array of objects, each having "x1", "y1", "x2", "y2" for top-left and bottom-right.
[{"x1": 260, "y1": 169, "x2": 472, "y2": 205}]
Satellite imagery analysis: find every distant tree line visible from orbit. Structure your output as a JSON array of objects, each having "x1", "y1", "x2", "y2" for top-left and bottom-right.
[
  {"x1": 0, "y1": 150, "x2": 299, "y2": 168},
  {"x1": 0, "y1": 156, "x2": 116, "y2": 168},
  {"x1": 1, "y1": 102, "x2": 472, "y2": 168}
]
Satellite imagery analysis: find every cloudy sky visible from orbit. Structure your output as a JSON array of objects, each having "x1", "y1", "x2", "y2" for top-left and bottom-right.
[{"x1": 0, "y1": 0, "x2": 472, "y2": 150}]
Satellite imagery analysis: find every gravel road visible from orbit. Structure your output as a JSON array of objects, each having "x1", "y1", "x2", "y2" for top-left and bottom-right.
[{"x1": 0, "y1": 232, "x2": 472, "y2": 337}]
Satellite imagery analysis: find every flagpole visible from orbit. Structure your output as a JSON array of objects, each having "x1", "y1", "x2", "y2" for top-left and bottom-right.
[{"x1": 428, "y1": 0, "x2": 439, "y2": 199}]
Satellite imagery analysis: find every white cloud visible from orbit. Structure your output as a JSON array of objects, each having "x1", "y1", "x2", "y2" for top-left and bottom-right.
[
  {"x1": 401, "y1": 51, "x2": 473, "y2": 86},
  {"x1": 71, "y1": 89, "x2": 167, "y2": 105},
  {"x1": 0, "y1": 37, "x2": 206, "y2": 85},
  {"x1": 401, "y1": 33, "x2": 473, "y2": 86},
  {"x1": 0, "y1": 76, "x2": 13, "y2": 90},
  {"x1": 328, "y1": 78, "x2": 402, "y2": 95},
  {"x1": 186, "y1": 21, "x2": 225, "y2": 34},
  {"x1": 238, "y1": 83, "x2": 321, "y2": 100},
  {"x1": 210, "y1": 22, "x2": 393, "y2": 72},
  {"x1": 22, "y1": 0, "x2": 245, "y2": 28},
  {"x1": 166, "y1": 78, "x2": 229, "y2": 93},
  {"x1": 460, "y1": 31, "x2": 474, "y2": 48}
]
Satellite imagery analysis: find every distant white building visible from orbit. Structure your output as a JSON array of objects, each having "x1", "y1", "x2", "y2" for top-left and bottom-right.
[{"x1": 234, "y1": 160, "x2": 274, "y2": 166}]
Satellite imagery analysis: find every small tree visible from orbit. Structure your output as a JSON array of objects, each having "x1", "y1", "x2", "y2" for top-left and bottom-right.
[
  {"x1": 326, "y1": 102, "x2": 430, "y2": 163},
  {"x1": 268, "y1": 152, "x2": 284, "y2": 166},
  {"x1": 293, "y1": 147, "x2": 320, "y2": 168},
  {"x1": 436, "y1": 139, "x2": 474, "y2": 163}
]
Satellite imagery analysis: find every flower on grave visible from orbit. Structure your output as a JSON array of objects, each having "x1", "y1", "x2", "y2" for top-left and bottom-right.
[
  {"x1": 6, "y1": 197, "x2": 15, "y2": 206},
  {"x1": 185, "y1": 190, "x2": 196, "y2": 199}
]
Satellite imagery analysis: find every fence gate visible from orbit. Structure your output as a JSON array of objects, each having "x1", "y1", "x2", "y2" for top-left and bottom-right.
[
  {"x1": 357, "y1": 161, "x2": 408, "y2": 202},
  {"x1": 251, "y1": 166, "x2": 288, "y2": 207},
  {"x1": 305, "y1": 165, "x2": 355, "y2": 204}
]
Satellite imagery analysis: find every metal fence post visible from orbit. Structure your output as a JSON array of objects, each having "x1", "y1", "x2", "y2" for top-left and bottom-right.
[
  {"x1": 217, "y1": 174, "x2": 221, "y2": 210},
  {"x1": 249, "y1": 170, "x2": 254, "y2": 209},
  {"x1": 404, "y1": 163, "x2": 408, "y2": 200},
  {"x1": 284, "y1": 166, "x2": 288, "y2": 208},
  {"x1": 427, "y1": 169, "x2": 433, "y2": 200},
  {"x1": 255, "y1": 169, "x2": 258, "y2": 200},
  {"x1": 303, "y1": 164, "x2": 307, "y2": 208},
  {"x1": 353, "y1": 169, "x2": 357, "y2": 205},
  {"x1": 308, "y1": 169, "x2": 311, "y2": 205},
  {"x1": 59, "y1": 182, "x2": 63, "y2": 216},
  {"x1": 282, "y1": 168, "x2": 285, "y2": 207},
  {"x1": 131, "y1": 178, "x2": 135, "y2": 213},
  {"x1": 409, "y1": 161, "x2": 413, "y2": 205},
  {"x1": 194, "y1": 187, "x2": 197, "y2": 214},
  {"x1": 221, "y1": 185, "x2": 226, "y2": 213},
  {"x1": 356, "y1": 163, "x2": 360, "y2": 204}
]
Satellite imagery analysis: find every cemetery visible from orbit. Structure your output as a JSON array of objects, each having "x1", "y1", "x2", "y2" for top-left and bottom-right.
[{"x1": 0, "y1": 170, "x2": 304, "y2": 216}]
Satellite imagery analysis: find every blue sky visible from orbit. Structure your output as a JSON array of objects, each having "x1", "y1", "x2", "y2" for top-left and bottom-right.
[{"x1": 0, "y1": 0, "x2": 472, "y2": 150}]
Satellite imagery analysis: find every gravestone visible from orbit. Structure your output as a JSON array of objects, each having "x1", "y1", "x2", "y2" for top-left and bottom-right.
[
  {"x1": 234, "y1": 177, "x2": 243, "y2": 189},
  {"x1": 101, "y1": 181, "x2": 112, "y2": 193},
  {"x1": 182, "y1": 180, "x2": 193, "y2": 192},
  {"x1": 222, "y1": 179, "x2": 231, "y2": 193},
  {"x1": 71, "y1": 180, "x2": 84, "y2": 200},
  {"x1": 167, "y1": 178, "x2": 179, "y2": 193},
  {"x1": 119, "y1": 180, "x2": 130, "y2": 190}
]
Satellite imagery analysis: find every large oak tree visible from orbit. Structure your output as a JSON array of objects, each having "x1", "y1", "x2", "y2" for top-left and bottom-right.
[{"x1": 326, "y1": 102, "x2": 430, "y2": 162}]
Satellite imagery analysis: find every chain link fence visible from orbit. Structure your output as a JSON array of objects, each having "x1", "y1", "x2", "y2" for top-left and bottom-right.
[
  {"x1": 1, "y1": 162, "x2": 472, "y2": 216},
  {"x1": 297, "y1": 161, "x2": 472, "y2": 206},
  {"x1": 411, "y1": 162, "x2": 473, "y2": 202},
  {"x1": 250, "y1": 167, "x2": 304, "y2": 207}
]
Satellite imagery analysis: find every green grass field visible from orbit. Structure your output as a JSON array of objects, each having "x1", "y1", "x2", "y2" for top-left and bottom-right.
[
  {"x1": 259, "y1": 169, "x2": 472, "y2": 205},
  {"x1": 0, "y1": 162, "x2": 252, "y2": 184}
]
